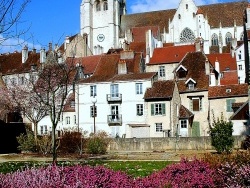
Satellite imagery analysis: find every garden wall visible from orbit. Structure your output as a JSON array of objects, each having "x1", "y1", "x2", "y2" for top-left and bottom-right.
[{"x1": 109, "y1": 136, "x2": 245, "y2": 151}]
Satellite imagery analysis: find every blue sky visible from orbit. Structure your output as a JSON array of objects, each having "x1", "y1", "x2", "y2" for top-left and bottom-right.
[{"x1": 0, "y1": 0, "x2": 243, "y2": 53}]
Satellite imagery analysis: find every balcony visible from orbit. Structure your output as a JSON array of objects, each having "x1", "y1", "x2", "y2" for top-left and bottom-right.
[
  {"x1": 107, "y1": 114, "x2": 122, "y2": 125},
  {"x1": 106, "y1": 94, "x2": 122, "y2": 103}
]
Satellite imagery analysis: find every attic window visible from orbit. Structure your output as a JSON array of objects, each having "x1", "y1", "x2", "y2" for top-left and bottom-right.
[
  {"x1": 226, "y1": 88, "x2": 231, "y2": 93},
  {"x1": 225, "y1": 67, "x2": 230, "y2": 71},
  {"x1": 188, "y1": 83, "x2": 195, "y2": 90},
  {"x1": 178, "y1": 69, "x2": 186, "y2": 78}
]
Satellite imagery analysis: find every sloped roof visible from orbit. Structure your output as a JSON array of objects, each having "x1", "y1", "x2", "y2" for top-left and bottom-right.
[
  {"x1": 179, "y1": 105, "x2": 194, "y2": 119},
  {"x1": 131, "y1": 26, "x2": 159, "y2": 42},
  {"x1": 149, "y1": 45, "x2": 195, "y2": 65},
  {"x1": 206, "y1": 53, "x2": 237, "y2": 71},
  {"x1": 121, "y1": 1, "x2": 248, "y2": 35},
  {"x1": 230, "y1": 101, "x2": 248, "y2": 120},
  {"x1": 129, "y1": 42, "x2": 146, "y2": 57},
  {"x1": 220, "y1": 71, "x2": 239, "y2": 85},
  {"x1": 144, "y1": 80, "x2": 175, "y2": 100},
  {"x1": 0, "y1": 52, "x2": 40, "y2": 75},
  {"x1": 176, "y1": 52, "x2": 209, "y2": 93},
  {"x1": 208, "y1": 84, "x2": 248, "y2": 99}
]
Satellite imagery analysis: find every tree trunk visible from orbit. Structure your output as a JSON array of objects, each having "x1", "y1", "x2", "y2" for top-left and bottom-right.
[
  {"x1": 34, "y1": 122, "x2": 38, "y2": 150},
  {"x1": 52, "y1": 124, "x2": 57, "y2": 164}
]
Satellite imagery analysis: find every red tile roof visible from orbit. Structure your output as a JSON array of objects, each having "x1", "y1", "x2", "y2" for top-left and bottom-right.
[
  {"x1": 131, "y1": 26, "x2": 159, "y2": 42},
  {"x1": 179, "y1": 105, "x2": 194, "y2": 118},
  {"x1": 220, "y1": 71, "x2": 239, "y2": 85},
  {"x1": 0, "y1": 52, "x2": 40, "y2": 75},
  {"x1": 208, "y1": 84, "x2": 248, "y2": 99},
  {"x1": 206, "y1": 53, "x2": 237, "y2": 71},
  {"x1": 144, "y1": 80, "x2": 175, "y2": 100},
  {"x1": 177, "y1": 52, "x2": 210, "y2": 93},
  {"x1": 149, "y1": 45, "x2": 195, "y2": 65},
  {"x1": 129, "y1": 42, "x2": 146, "y2": 57}
]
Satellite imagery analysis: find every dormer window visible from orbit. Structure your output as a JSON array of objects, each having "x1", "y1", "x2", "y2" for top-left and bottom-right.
[
  {"x1": 226, "y1": 88, "x2": 231, "y2": 93},
  {"x1": 176, "y1": 65, "x2": 187, "y2": 79},
  {"x1": 185, "y1": 78, "x2": 196, "y2": 90}
]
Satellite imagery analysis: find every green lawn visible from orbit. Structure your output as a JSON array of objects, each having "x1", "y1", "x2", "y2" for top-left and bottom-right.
[{"x1": 0, "y1": 160, "x2": 173, "y2": 177}]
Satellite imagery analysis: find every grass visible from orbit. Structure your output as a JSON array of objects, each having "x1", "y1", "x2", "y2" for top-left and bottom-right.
[{"x1": 0, "y1": 160, "x2": 173, "y2": 177}]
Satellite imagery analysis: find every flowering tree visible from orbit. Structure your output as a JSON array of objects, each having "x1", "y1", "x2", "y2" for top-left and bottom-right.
[{"x1": 0, "y1": 74, "x2": 48, "y2": 142}]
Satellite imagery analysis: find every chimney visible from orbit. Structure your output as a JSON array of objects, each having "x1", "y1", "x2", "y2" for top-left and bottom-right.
[
  {"x1": 215, "y1": 58, "x2": 220, "y2": 73},
  {"x1": 22, "y1": 45, "x2": 28, "y2": 63},
  {"x1": 205, "y1": 57, "x2": 210, "y2": 75},
  {"x1": 40, "y1": 48, "x2": 46, "y2": 63}
]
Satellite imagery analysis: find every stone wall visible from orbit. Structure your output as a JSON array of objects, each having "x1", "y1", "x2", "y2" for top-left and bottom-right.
[{"x1": 109, "y1": 136, "x2": 245, "y2": 151}]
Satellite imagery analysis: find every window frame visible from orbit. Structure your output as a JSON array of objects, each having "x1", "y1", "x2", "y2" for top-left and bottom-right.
[
  {"x1": 155, "y1": 123, "x2": 163, "y2": 132},
  {"x1": 96, "y1": 2, "x2": 101, "y2": 11},
  {"x1": 66, "y1": 116, "x2": 70, "y2": 125},
  {"x1": 103, "y1": 1, "x2": 108, "y2": 11},
  {"x1": 180, "y1": 120, "x2": 187, "y2": 128},
  {"x1": 190, "y1": 97, "x2": 202, "y2": 112},
  {"x1": 90, "y1": 85, "x2": 97, "y2": 97},
  {"x1": 159, "y1": 66, "x2": 166, "y2": 77},
  {"x1": 136, "y1": 104, "x2": 143, "y2": 116},
  {"x1": 151, "y1": 103, "x2": 166, "y2": 116},
  {"x1": 136, "y1": 83, "x2": 143, "y2": 94}
]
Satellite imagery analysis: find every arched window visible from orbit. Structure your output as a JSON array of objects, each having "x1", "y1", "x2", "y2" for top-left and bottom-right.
[
  {"x1": 180, "y1": 28, "x2": 196, "y2": 43},
  {"x1": 240, "y1": 32, "x2": 244, "y2": 41},
  {"x1": 96, "y1": 2, "x2": 101, "y2": 11},
  {"x1": 225, "y1": 32, "x2": 232, "y2": 45},
  {"x1": 211, "y1": 33, "x2": 219, "y2": 46},
  {"x1": 103, "y1": 1, "x2": 108, "y2": 11}
]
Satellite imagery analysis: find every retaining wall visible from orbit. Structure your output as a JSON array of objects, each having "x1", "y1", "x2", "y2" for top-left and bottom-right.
[{"x1": 109, "y1": 136, "x2": 245, "y2": 151}]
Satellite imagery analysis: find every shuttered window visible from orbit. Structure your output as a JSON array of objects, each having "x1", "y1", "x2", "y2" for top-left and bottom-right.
[{"x1": 151, "y1": 103, "x2": 166, "y2": 116}]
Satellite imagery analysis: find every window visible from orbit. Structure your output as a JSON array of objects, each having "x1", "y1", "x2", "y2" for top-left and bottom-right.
[
  {"x1": 226, "y1": 99, "x2": 235, "y2": 112},
  {"x1": 74, "y1": 115, "x2": 77, "y2": 124},
  {"x1": 151, "y1": 103, "x2": 166, "y2": 116},
  {"x1": 66, "y1": 116, "x2": 70, "y2": 124},
  {"x1": 188, "y1": 83, "x2": 194, "y2": 90},
  {"x1": 90, "y1": 85, "x2": 96, "y2": 97},
  {"x1": 44, "y1": 125, "x2": 48, "y2": 134},
  {"x1": 96, "y1": 2, "x2": 100, "y2": 11},
  {"x1": 178, "y1": 68, "x2": 186, "y2": 78},
  {"x1": 155, "y1": 123, "x2": 163, "y2": 132},
  {"x1": 238, "y1": 53, "x2": 242, "y2": 60},
  {"x1": 190, "y1": 98, "x2": 202, "y2": 111},
  {"x1": 240, "y1": 32, "x2": 244, "y2": 41},
  {"x1": 225, "y1": 32, "x2": 232, "y2": 45},
  {"x1": 178, "y1": 14, "x2": 181, "y2": 19},
  {"x1": 186, "y1": 4, "x2": 188, "y2": 9},
  {"x1": 238, "y1": 65, "x2": 243, "y2": 70},
  {"x1": 19, "y1": 76, "x2": 25, "y2": 85},
  {"x1": 70, "y1": 100, "x2": 75, "y2": 108},
  {"x1": 90, "y1": 105, "x2": 97, "y2": 117},
  {"x1": 159, "y1": 66, "x2": 165, "y2": 77},
  {"x1": 103, "y1": 1, "x2": 108, "y2": 10},
  {"x1": 211, "y1": 33, "x2": 218, "y2": 46},
  {"x1": 180, "y1": 27, "x2": 196, "y2": 43},
  {"x1": 136, "y1": 104, "x2": 143, "y2": 116},
  {"x1": 111, "y1": 84, "x2": 119, "y2": 98},
  {"x1": 180, "y1": 120, "x2": 187, "y2": 128},
  {"x1": 40, "y1": 126, "x2": 43, "y2": 135},
  {"x1": 136, "y1": 83, "x2": 143, "y2": 94}
]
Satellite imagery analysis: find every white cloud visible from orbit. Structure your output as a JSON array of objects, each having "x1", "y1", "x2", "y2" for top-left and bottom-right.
[
  {"x1": 0, "y1": 35, "x2": 41, "y2": 54},
  {"x1": 129, "y1": 0, "x2": 225, "y2": 13}
]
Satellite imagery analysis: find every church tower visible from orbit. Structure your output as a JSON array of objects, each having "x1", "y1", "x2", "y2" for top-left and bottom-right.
[{"x1": 80, "y1": 0, "x2": 126, "y2": 55}]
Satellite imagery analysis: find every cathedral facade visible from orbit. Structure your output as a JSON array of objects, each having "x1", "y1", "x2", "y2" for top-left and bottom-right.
[{"x1": 80, "y1": 0, "x2": 248, "y2": 55}]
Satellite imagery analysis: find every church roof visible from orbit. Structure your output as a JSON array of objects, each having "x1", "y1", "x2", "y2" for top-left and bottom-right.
[
  {"x1": 131, "y1": 26, "x2": 160, "y2": 42},
  {"x1": 121, "y1": 1, "x2": 248, "y2": 35}
]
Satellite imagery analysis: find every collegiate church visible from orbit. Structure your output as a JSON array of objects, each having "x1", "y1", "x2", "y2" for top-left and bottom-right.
[{"x1": 80, "y1": 0, "x2": 248, "y2": 56}]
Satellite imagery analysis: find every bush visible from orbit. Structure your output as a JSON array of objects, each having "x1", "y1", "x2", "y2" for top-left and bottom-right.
[
  {"x1": 37, "y1": 135, "x2": 52, "y2": 154},
  {"x1": 16, "y1": 128, "x2": 36, "y2": 152},
  {"x1": 58, "y1": 130, "x2": 84, "y2": 153},
  {"x1": 86, "y1": 131, "x2": 111, "y2": 154},
  {"x1": 210, "y1": 113, "x2": 234, "y2": 153}
]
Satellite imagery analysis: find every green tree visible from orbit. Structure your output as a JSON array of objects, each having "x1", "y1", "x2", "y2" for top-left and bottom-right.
[{"x1": 210, "y1": 113, "x2": 234, "y2": 153}]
